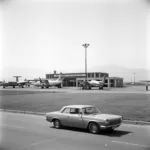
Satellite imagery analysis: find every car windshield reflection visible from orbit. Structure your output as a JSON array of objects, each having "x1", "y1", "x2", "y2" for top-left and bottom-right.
[{"x1": 82, "y1": 107, "x2": 100, "y2": 115}]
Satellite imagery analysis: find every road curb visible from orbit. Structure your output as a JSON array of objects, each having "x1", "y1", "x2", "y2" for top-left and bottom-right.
[
  {"x1": 0, "y1": 109, "x2": 150, "y2": 126},
  {"x1": 122, "y1": 120, "x2": 150, "y2": 125},
  {"x1": 0, "y1": 109, "x2": 45, "y2": 116}
]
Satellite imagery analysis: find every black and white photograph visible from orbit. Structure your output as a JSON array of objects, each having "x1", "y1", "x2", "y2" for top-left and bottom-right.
[{"x1": 0, "y1": 0, "x2": 150, "y2": 150}]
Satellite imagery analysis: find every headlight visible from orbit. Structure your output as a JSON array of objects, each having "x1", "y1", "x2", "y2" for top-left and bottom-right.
[{"x1": 105, "y1": 120, "x2": 110, "y2": 125}]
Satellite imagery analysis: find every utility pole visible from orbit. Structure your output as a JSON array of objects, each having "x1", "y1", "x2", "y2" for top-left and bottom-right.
[{"x1": 13, "y1": 76, "x2": 22, "y2": 82}]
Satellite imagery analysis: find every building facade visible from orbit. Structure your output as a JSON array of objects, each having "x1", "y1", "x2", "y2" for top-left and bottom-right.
[{"x1": 46, "y1": 71, "x2": 123, "y2": 87}]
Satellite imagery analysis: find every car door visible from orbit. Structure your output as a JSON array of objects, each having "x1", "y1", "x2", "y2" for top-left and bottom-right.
[
  {"x1": 59, "y1": 107, "x2": 70, "y2": 126},
  {"x1": 68, "y1": 108, "x2": 85, "y2": 128}
]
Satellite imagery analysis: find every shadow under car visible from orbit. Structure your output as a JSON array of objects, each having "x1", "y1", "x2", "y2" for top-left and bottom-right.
[{"x1": 49, "y1": 126, "x2": 132, "y2": 137}]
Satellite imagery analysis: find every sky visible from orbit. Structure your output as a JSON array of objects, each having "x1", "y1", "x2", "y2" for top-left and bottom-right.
[{"x1": 0, "y1": 0, "x2": 150, "y2": 81}]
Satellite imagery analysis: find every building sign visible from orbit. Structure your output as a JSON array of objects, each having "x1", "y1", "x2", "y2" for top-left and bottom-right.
[{"x1": 54, "y1": 74, "x2": 86, "y2": 78}]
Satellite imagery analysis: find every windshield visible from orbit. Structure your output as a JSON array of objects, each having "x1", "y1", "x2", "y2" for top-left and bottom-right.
[{"x1": 82, "y1": 107, "x2": 100, "y2": 115}]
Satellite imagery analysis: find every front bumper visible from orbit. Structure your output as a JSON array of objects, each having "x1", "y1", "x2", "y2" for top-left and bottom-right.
[
  {"x1": 100, "y1": 123, "x2": 121, "y2": 130},
  {"x1": 46, "y1": 117, "x2": 51, "y2": 122}
]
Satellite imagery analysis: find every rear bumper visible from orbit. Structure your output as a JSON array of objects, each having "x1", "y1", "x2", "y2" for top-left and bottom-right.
[{"x1": 100, "y1": 123, "x2": 121, "y2": 130}]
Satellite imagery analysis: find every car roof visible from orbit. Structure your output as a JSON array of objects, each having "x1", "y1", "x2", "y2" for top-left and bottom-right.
[{"x1": 65, "y1": 105, "x2": 94, "y2": 109}]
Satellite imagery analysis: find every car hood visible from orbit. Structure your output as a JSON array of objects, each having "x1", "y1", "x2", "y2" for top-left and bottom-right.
[{"x1": 86, "y1": 113, "x2": 121, "y2": 120}]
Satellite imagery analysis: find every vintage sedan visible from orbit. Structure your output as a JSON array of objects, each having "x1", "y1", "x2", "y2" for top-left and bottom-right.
[{"x1": 46, "y1": 105, "x2": 123, "y2": 134}]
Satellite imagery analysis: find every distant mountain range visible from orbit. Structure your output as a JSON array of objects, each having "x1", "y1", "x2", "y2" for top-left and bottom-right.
[
  {"x1": 1, "y1": 65, "x2": 150, "y2": 82},
  {"x1": 87, "y1": 65, "x2": 150, "y2": 82}
]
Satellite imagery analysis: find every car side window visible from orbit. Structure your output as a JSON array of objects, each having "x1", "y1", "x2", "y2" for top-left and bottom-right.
[
  {"x1": 82, "y1": 108, "x2": 86, "y2": 114},
  {"x1": 82, "y1": 107, "x2": 99, "y2": 115},
  {"x1": 62, "y1": 108, "x2": 70, "y2": 113},
  {"x1": 70, "y1": 108, "x2": 80, "y2": 114}
]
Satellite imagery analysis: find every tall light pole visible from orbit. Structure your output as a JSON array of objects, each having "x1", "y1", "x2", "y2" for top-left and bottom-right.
[
  {"x1": 82, "y1": 43, "x2": 90, "y2": 87},
  {"x1": 133, "y1": 73, "x2": 136, "y2": 85}
]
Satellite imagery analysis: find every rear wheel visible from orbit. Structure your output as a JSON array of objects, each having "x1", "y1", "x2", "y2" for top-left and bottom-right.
[
  {"x1": 53, "y1": 119, "x2": 61, "y2": 129},
  {"x1": 89, "y1": 122, "x2": 100, "y2": 134}
]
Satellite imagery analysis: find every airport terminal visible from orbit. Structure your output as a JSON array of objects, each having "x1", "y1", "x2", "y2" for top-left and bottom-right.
[{"x1": 46, "y1": 70, "x2": 123, "y2": 87}]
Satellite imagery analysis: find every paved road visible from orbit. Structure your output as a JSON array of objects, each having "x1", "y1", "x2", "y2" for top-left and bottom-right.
[{"x1": 0, "y1": 112, "x2": 149, "y2": 150}]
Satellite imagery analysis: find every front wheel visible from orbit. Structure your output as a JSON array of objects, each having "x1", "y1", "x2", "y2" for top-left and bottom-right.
[
  {"x1": 53, "y1": 119, "x2": 61, "y2": 129},
  {"x1": 89, "y1": 122, "x2": 100, "y2": 134}
]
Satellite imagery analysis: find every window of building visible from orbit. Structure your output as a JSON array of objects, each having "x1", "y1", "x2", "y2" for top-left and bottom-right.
[
  {"x1": 104, "y1": 74, "x2": 108, "y2": 77},
  {"x1": 92, "y1": 73, "x2": 94, "y2": 78},
  {"x1": 50, "y1": 74, "x2": 54, "y2": 78},
  {"x1": 100, "y1": 73, "x2": 103, "y2": 77},
  {"x1": 46, "y1": 74, "x2": 49, "y2": 79},
  {"x1": 96, "y1": 73, "x2": 99, "y2": 78}
]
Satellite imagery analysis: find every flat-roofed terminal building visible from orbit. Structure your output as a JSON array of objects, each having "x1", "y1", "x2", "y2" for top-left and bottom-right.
[{"x1": 46, "y1": 71, "x2": 123, "y2": 87}]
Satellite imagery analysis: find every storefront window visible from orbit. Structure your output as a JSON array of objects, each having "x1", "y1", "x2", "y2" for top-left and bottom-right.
[
  {"x1": 96, "y1": 73, "x2": 99, "y2": 78},
  {"x1": 46, "y1": 74, "x2": 49, "y2": 79},
  {"x1": 50, "y1": 74, "x2": 54, "y2": 78},
  {"x1": 92, "y1": 73, "x2": 94, "y2": 78},
  {"x1": 88, "y1": 73, "x2": 91, "y2": 78}
]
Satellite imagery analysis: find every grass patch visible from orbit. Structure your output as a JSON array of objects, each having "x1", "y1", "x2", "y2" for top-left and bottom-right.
[{"x1": 0, "y1": 91, "x2": 149, "y2": 122}]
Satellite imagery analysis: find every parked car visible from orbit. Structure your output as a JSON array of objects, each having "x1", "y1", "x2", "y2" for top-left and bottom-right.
[{"x1": 46, "y1": 105, "x2": 123, "y2": 134}]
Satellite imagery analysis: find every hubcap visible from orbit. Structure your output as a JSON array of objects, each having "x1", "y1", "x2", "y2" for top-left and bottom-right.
[
  {"x1": 91, "y1": 124, "x2": 98, "y2": 133},
  {"x1": 54, "y1": 120, "x2": 60, "y2": 128}
]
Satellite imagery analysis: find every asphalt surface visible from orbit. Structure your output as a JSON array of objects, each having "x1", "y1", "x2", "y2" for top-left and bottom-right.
[{"x1": 0, "y1": 112, "x2": 149, "y2": 150}]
